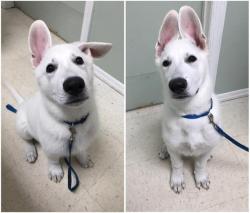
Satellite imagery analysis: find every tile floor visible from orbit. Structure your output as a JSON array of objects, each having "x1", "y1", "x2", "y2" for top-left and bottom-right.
[
  {"x1": 2, "y1": 8, "x2": 124, "y2": 212},
  {"x1": 126, "y1": 97, "x2": 248, "y2": 212}
]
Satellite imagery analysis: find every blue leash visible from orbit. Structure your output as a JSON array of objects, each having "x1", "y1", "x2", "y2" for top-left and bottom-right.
[
  {"x1": 181, "y1": 99, "x2": 249, "y2": 152},
  {"x1": 5, "y1": 104, "x2": 89, "y2": 191},
  {"x1": 208, "y1": 114, "x2": 249, "y2": 152},
  {"x1": 63, "y1": 113, "x2": 89, "y2": 192},
  {"x1": 64, "y1": 142, "x2": 79, "y2": 192},
  {"x1": 6, "y1": 104, "x2": 17, "y2": 113}
]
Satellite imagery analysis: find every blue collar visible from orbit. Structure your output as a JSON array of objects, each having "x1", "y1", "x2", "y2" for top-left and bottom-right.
[
  {"x1": 64, "y1": 113, "x2": 89, "y2": 126},
  {"x1": 182, "y1": 99, "x2": 213, "y2": 119},
  {"x1": 6, "y1": 103, "x2": 90, "y2": 127}
]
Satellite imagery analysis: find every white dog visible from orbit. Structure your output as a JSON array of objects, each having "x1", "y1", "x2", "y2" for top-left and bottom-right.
[
  {"x1": 8, "y1": 20, "x2": 112, "y2": 183},
  {"x1": 155, "y1": 6, "x2": 221, "y2": 193}
]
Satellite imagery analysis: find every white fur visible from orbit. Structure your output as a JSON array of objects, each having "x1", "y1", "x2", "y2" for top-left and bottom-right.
[
  {"x1": 155, "y1": 6, "x2": 221, "y2": 193},
  {"x1": 11, "y1": 20, "x2": 112, "y2": 183}
]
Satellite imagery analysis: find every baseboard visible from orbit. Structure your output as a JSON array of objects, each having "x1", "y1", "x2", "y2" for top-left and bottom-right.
[
  {"x1": 218, "y1": 88, "x2": 248, "y2": 102},
  {"x1": 94, "y1": 65, "x2": 124, "y2": 96},
  {"x1": 1, "y1": 1, "x2": 14, "y2": 9}
]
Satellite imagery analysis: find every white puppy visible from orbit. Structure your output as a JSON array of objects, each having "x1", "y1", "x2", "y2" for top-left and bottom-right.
[
  {"x1": 11, "y1": 20, "x2": 111, "y2": 183},
  {"x1": 155, "y1": 6, "x2": 221, "y2": 193}
]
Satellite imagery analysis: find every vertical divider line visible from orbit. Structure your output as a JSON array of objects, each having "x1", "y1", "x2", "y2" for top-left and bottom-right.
[{"x1": 124, "y1": 1, "x2": 127, "y2": 211}]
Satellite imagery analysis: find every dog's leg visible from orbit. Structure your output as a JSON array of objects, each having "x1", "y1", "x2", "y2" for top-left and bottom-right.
[
  {"x1": 16, "y1": 115, "x2": 37, "y2": 163},
  {"x1": 158, "y1": 143, "x2": 169, "y2": 160},
  {"x1": 194, "y1": 152, "x2": 211, "y2": 190},
  {"x1": 47, "y1": 158, "x2": 64, "y2": 183},
  {"x1": 25, "y1": 141, "x2": 37, "y2": 163},
  {"x1": 169, "y1": 152, "x2": 185, "y2": 193},
  {"x1": 76, "y1": 150, "x2": 94, "y2": 168}
]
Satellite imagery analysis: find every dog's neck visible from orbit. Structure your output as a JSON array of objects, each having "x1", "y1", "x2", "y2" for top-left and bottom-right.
[{"x1": 40, "y1": 93, "x2": 94, "y2": 123}]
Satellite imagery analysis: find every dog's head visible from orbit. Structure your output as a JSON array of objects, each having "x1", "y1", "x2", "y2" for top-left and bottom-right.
[
  {"x1": 28, "y1": 20, "x2": 112, "y2": 107},
  {"x1": 155, "y1": 6, "x2": 208, "y2": 100}
]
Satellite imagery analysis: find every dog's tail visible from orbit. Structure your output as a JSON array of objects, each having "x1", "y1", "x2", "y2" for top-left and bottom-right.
[{"x1": 4, "y1": 81, "x2": 24, "y2": 104}]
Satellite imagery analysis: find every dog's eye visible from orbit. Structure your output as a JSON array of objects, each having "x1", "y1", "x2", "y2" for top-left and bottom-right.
[
  {"x1": 46, "y1": 64, "x2": 57, "y2": 73},
  {"x1": 162, "y1": 60, "x2": 171, "y2": 67},
  {"x1": 186, "y1": 55, "x2": 197, "y2": 63},
  {"x1": 74, "y1": 56, "x2": 84, "y2": 65}
]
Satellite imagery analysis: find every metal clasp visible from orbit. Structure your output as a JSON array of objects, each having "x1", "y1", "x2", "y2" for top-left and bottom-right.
[
  {"x1": 208, "y1": 113, "x2": 216, "y2": 127},
  {"x1": 69, "y1": 125, "x2": 76, "y2": 144}
]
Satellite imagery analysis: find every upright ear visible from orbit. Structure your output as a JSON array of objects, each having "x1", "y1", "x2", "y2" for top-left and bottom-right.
[
  {"x1": 79, "y1": 42, "x2": 112, "y2": 58},
  {"x1": 155, "y1": 10, "x2": 179, "y2": 57},
  {"x1": 179, "y1": 6, "x2": 206, "y2": 50},
  {"x1": 28, "y1": 20, "x2": 52, "y2": 67}
]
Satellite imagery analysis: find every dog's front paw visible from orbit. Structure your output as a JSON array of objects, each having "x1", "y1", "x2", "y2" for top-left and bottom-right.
[
  {"x1": 25, "y1": 148, "x2": 37, "y2": 163},
  {"x1": 158, "y1": 144, "x2": 169, "y2": 160},
  {"x1": 48, "y1": 164, "x2": 64, "y2": 183},
  {"x1": 194, "y1": 171, "x2": 210, "y2": 190},
  {"x1": 76, "y1": 154, "x2": 94, "y2": 169},
  {"x1": 170, "y1": 170, "x2": 185, "y2": 194},
  {"x1": 79, "y1": 158, "x2": 94, "y2": 169}
]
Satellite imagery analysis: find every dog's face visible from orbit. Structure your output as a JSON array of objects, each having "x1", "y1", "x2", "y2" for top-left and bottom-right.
[
  {"x1": 28, "y1": 20, "x2": 112, "y2": 107},
  {"x1": 155, "y1": 6, "x2": 208, "y2": 100}
]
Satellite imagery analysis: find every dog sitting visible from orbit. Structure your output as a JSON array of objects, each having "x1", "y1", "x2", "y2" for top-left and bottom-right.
[
  {"x1": 155, "y1": 6, "x2": 221, "y2": 193},
  {"x1": 10, "y1": 20, "x2": 111, "y2": 183}
]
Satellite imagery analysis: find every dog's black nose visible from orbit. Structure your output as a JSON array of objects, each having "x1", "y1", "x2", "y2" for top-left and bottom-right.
[
  {"x1": 63, "y1": 77, "x2": 85, "y2": 96},
  {"x1": 169, "y1": 78, "x2": 187, "y2": 94}
]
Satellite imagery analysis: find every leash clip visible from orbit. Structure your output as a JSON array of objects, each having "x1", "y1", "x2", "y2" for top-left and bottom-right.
[
  {"x1": 208, "y1": 113, "x2": 216, "y2": 127},
  {"x1": 69, "y1": 125, "x2": 76, "y2": 144}
]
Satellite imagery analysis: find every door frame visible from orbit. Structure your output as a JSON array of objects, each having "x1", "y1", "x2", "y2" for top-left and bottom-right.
[
  {"x1": 80, "y1": 1, "x2": 124, "y2": 96},
  {"x1": 205, "y1": 1, "x2": 228, "y2": 89}
]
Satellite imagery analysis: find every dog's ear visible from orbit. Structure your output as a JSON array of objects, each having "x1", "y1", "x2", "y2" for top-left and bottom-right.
[
  {"x1": 28, "y1": 20, "x2": 52, "y2": 67},
  {"x1": 156, "y1": 10, "x2": 179, "y2": 57},
  {"x1": 179, "y1": 6, "x2": 206, "y2": 50},
  {"x1": 79, "y1": 42, "x2": 112, "y2": 58}
]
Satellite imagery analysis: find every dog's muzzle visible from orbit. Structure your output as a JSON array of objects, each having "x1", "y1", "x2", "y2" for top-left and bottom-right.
[
  {"x1": 63, "y1": 77, "x2": 85, "y2": 96},
  {"x1": 169, "y1": 78, "x2": 200, "y2": 99},
  {"x1": 169, "y1": 78, "x2": 187, "y2": 94},
  {"x1": 63, "y1": 77, "x2": 89, "y2": 105}
]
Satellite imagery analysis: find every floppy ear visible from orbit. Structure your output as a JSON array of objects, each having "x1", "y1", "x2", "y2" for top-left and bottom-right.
[
  {"x1": 28, "y1": 20, "x2": 52, "y2": 67},
  {"x1": 155, "y1": 10, "x2": 179, "y2": 57},
  {"x1": 79, "y1": 42, "x2": 112, "y2": 58},
  {"x1": 179, "y1": 6, "x2": 206, "y2": 50}
]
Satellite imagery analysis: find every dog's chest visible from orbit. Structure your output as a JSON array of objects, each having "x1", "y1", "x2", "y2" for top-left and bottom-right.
[
  {"x1": 38, "y1": 122, "x2": 94, "y2": 157},
  {"x1": 178, "y1": 128, "x2": 209, "y2": 155},
  {"x1": 163, "y1": 118, "x2": 220, "y2": 156}
]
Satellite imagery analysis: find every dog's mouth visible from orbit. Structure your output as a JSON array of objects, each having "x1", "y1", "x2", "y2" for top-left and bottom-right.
[
  {"x1": 172, "y1": 94, "x2": 189, "y2": 99},
  {"x1": 65, "y1": 96, "x2": 89, "y2": 105},
  {"x1": 172, "y1": 89, "x2": 199, "y2": 100}
]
